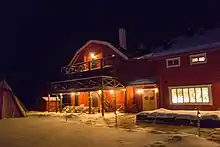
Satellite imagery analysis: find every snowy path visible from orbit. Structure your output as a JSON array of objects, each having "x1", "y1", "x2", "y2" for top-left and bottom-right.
[{"x1": 0, "y1": 117, "x2": 219, "y2": 147}]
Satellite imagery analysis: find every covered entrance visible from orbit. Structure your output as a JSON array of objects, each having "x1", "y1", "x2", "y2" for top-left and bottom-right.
[
  {"x1": 142, "y1": 89, "x2": 157, "y2": 111},
  {"x1": 49, "y1": 76, "x2": 125, "y2": 116},
  {"x1": 90, "y1": 92, "x2": 99, "y2": 107}
]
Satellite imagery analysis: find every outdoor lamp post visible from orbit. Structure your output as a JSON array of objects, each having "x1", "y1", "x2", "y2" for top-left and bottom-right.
[{"x1": 196, "y1": 108, "x2": 201, "y2": 137}]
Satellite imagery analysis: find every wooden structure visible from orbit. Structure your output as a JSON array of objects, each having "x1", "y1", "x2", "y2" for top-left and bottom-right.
[
  {"x1": 39, "y1": 97, "x2": 60, "y2": 112},
  {"x1": 0, "y1": 80, "x2": 27, "y2": 119},
  {"x1": 137, "y1": 28, "x2": 220, "y2": 111},
  {"x1": 49, "y1": 40, "x2": 159, "y2": 115},
  {"x1": 48, "y1": 28, "x2": 220, "y2": 113}
]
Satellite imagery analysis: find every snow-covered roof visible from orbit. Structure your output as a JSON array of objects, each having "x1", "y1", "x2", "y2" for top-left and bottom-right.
[
  {"x1": 42, "y1": 97, "x2": 60, "y2": 101},
  {"x1": 68, "y1": 40, "x2": 128, "y2": 65},
  {"x1": 137, "y1": 28, "x2": 220, "y2": 59},
  {"x1": 0, "y1": 80, "x2": 12, "y2": 91},
  {"x1": 127, "y1": 77, "x2": 157, "y2": 86}
]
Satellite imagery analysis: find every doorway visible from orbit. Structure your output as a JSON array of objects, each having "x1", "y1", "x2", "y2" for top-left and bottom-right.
[
  {"x1": 142, "y1": 89, "x2": 157, "y2": 111},
  {"x1": 91, "y1": 92, "x2": 99, "y2": 107}
]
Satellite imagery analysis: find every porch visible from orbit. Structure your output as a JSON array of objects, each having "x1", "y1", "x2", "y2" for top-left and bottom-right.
[
  {"x1": 61, "y1": 56, "x2": 116, "y2": 75},
  {"x1": 47, "y1": 76, "x2": 159, "y2": 115},
  {"x1": 49, "y1": 76, "x2": 125, "y2": 116}
]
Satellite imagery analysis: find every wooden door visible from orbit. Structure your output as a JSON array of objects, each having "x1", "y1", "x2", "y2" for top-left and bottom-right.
[{"x1": 142, "y1": 89, "x2": 157, "y2": 111}]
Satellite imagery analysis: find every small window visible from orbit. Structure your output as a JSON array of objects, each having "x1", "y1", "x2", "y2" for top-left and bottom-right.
[
  {"x1": 190, "y1": 53, "x2": 207, "y2": 65},
  {"x1": 166, "y1": 57, "x2": 180, "y2": 68}
]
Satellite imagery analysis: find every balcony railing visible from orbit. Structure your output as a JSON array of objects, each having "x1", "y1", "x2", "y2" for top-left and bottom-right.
[{"x1": 61, "y1": 56, "x2": 116, "y2": 75}]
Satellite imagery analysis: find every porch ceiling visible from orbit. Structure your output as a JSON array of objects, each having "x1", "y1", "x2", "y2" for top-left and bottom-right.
[{"x1": 50, "y1": 76, "x2": 124, "y2": 94}]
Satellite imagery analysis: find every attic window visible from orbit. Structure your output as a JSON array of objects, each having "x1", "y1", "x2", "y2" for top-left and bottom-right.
[
  {"x1": 190, "y1": 53, "x2": 207, "y2": 65},
  {"x1": 166, "y1": 57, "x2": 180, "y2": 68}
]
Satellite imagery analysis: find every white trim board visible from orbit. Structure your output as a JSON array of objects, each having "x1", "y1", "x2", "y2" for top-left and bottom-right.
[
  {"x1": 166, "y1": 57, "x2": 181, "y2": 68},
  {"x1": 68, "y1": 40, "x2": 128, "y2": 65}
]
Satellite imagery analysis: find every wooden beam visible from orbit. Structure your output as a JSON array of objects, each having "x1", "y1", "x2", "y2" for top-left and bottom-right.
[
  {"x1": 56, "y1": 95, "x2": 58, "y2": 113},
  {"x1": 47, "y1": 94, "x2": 50, "y2": 112},
  {"x1": 88, "y1": 92, "x2": 91, "y2": 114},
  {"x1": 124, "y1": 88, "x2": 127, "y2": 113},
  {"x1": 101, "y1": 78, "x2": 105, "y2": 116},
  {"x1": 60, "y1": 94, "x2": 63, "y2": 113}
]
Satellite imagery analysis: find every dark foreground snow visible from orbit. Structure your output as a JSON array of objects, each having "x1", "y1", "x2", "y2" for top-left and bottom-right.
[{"x1": 0, "y1": 115, "x2": 219, "y2": 147}]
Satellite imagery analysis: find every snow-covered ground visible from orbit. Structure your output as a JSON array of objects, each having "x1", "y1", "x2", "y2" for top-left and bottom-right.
[
  {"x1": 0, "y1": 115, "x2": 220, "y2": 147},
  {"x1": 137, "y1": 108, "x2": 220, "y2": 120},
  {"x1": 0, "y1": 111, "x2": 218, "y2": 147}
]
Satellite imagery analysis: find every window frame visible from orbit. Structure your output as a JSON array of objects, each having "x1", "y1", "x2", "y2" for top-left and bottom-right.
[
  {"x1": 166, "y1": 57, "x2": 181, "y2": 68},
  {"x1": 189, "y1": 53, "x2": 207, "y2": 65},
  {"x1": 168, "y1": 84, "x2": 212, "y2": 105}
]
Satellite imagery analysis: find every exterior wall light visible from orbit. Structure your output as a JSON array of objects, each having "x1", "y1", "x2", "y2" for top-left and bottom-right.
[
  {"x1": 136, "y1": 89, "x2": 144, "y2": 95},
  {"x1": 109, "y1": 90, "x2": 114, "y2": 95},
  {"x1": 90, "y1": 53, "x2": 96, "y2": 59}
]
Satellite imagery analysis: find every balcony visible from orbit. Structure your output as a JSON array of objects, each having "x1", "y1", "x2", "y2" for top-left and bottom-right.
[{"x1": 62, "y1": 56, "x2": 116, "y2": 75}]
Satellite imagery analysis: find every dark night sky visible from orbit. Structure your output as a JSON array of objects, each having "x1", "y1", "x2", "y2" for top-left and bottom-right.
[{"x1": 1, "y1": 1, "x2": 220, "y2": 109}]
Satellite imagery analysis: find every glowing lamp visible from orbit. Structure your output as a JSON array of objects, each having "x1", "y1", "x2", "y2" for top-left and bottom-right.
[
  {"x1": 115, "y1": 110, "x2": 119, "y2": 114},
  {"x1": 71, "y1": 92, "x2": 75, "y2": 96},
  {"x1": 136, "y1": 89, "x2": 144, "y2": 95},
  {"x1": 59, "y1": 93, "x2": 63, "y2": 96},
  {"x1": 98, "y1": 90, "x2": 102, "y2": 95},
  {"x1": 90, "y1": 53, "x2": 96, "y2": 59},
  {"x1": 109, "y1": 90, "x2": 114, "y2": 95},
  {"x1": 122, "y1": 88, "x2": 126, "y2": 92},
  {"x1": 155, "y1": 88, "x2": 159, "y2": 93}
]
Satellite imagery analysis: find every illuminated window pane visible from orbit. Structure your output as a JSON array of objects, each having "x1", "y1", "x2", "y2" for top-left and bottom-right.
[
  {"x1": 192, "y1": 57, "x2": 198, "y2": 62},
  {"x1": 189, "y1": 88, "x2": 196, "y2": 102},
  {"x1": 195, "y1": 88, "x2": 202, "y2": 102},
  {"x1": 171, "y1": 89, "x2": 177, "y2": 103},
  {"x1": 199, "y1": 56, "x2": 205, "y2": 62},
  {"x1": 177, "y1": 89, "x2": 183, "y2": 103},
  {"x1": 202, "y1": 87, "x2": 209, "y2": 103},
  {"x1": 170, "y1": 86, "x2": 211, "y2": 105},
  {"x1": 183, "y1": 88, "x2": 189, "y2": 103}
]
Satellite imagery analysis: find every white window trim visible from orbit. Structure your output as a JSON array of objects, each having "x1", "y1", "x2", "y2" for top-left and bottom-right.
[
  {"x1": 168, "y1": 84, "x2": 213, "y2": 105},
  {"x1": 189, "y1": 53, "x2": 207, "y2": 65},
  {"x1": 166, "y1": 57, "x2": 180, "y2": 68}
]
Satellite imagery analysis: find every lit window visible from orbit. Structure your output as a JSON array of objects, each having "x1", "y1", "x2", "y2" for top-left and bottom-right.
[
  {"x1": 190, "y1": 53, "x2": 207, "y2": 65},
  {"x1": 166, "y1": 57, "x2": 180, "y2": 68},
  {"x1": 169, "y1": 85, "x2": 212, "y2": 105}
]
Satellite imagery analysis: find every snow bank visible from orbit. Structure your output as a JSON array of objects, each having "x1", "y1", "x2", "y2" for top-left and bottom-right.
[
  {"x1": 146, "y1": 135, "x2": 220, "y2": 147},
  {"x1": 27, "y1": 111, "x2": 132, "y2": 128},
  {"x1": 137, "y1": 108, "x2": 220, "y2": 120}
]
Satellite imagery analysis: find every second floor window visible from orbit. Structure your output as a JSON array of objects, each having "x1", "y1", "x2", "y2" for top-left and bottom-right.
[
  {"x1": 190, "y1": 53, "x2": 207, "y2": 65},
  {"x1": 166, "y1": 57, "x2": 180, "y2": 68}
]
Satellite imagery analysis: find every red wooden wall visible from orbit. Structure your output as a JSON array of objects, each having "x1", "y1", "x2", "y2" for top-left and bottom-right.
[{"x1": 152, "y1": 47, "x2": 220, "y2": 110}]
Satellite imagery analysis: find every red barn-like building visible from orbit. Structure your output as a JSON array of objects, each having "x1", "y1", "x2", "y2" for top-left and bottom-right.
[{"x1": 49, "y1": 28, "x2": 220, "y2": 114}]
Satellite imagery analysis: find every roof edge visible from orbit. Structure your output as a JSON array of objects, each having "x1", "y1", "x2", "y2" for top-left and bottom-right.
[{"x1": 68, "y1": 40, "x2": 128, "y2": 66}]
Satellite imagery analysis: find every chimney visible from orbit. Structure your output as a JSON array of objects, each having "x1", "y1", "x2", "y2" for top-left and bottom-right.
[{"x1": 118, "y1": 28, "x2": 127, "y2": 50}]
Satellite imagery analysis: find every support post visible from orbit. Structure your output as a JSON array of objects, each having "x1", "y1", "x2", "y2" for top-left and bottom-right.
[
  {"x1": 47, "y1": 94, "x2": 50, "y2": 112},
  {"x1": 197, "y1": 108, "x2": 201, "y2": 137},
  {"x1": 113, "y1": 90, "x2": 118, "y2": 127},
  {"x1": 124, "y1": 88, "x2": 127, "y2": 113},
  {"x1": 60, "y1": 94, "x2": 63, "y2": 113},
  {"x1": 101, "y1": 78, "x2": 105, "y2": 117},
  {"x1": 56, "y1": 95, "x2": 58, "y2": 113},
  {"x1": 89, "y1": 92, "x2": 91, "y2": 114}
]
